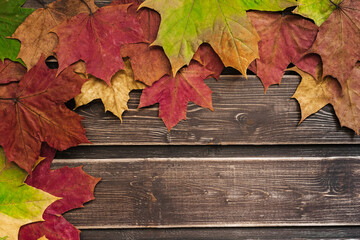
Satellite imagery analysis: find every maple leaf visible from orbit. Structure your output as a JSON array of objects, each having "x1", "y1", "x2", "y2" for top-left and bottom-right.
[
  {"x1": 291, "y1": 65, "x2": 340, "y2": 122},
  {"x1": 306, "y1": 0, "x2": 360, "y2": 87},
  {"x1": 0, "y1": 147, "x2": 58, "y2": 240},
  {"x1": 110, "y1": 0, "x2": 157, "y2": 43},
  {"x1": 293, "y1": 0, "x2": 340, "y2": 26},
  {"x1": 74, "y1": 59, "x2": 145, "y2": 120},
  {"x1": 0, "y1": 0, "x2": 34, "y2": 63},
  {"x1": 137, "y1": 43, "x2": 223, "y2": 130},
  {"x1": 0, "y1": 60, "x2": 26, "y2": 84},
  {"x1": 140, "y1": 0, "x2": 297, "y2": 76},
  {"x1": 0, "y1": 56, "x2": 89, "y2": 173},
  {"x1": 138, "y1": 60, "x2": 214, "y2": 130},
  {"x1": 331, "y1": 64, "x2": 360, "y2": 134},
  {"x1": 11, "y1": 0, "x2": 98, "y2": 70},
  {"x1": 292, "y1": 63, "x2": 360, "y2": 134},
  {"x1": 192, "y1": 44, "x2": 225, "y2": 80},
  {"x1": 247, "y1": 11, "x2": 318, "y2": 91},
  {"x1": 294, "y1": 53, "x2": 321, "y2": 79},
  {"x1": 118, "y1": 0, "x2": 172, "y2": 86},
  {"x1": 121, "y1": 43, "x2": 171, "y2": 86},
  {"x1": 19, "y1": 144, "x2": 100, "y2": 240},
  {"x1": 52, "y1": 2, "x2": 145, "y2": 85}
]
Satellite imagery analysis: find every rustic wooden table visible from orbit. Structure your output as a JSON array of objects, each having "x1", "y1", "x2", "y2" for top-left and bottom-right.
[{"x1": 22, "y1": 1, "x2": 360, "y2": 238}]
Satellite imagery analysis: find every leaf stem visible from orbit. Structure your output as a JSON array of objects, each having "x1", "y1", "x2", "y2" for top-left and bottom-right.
[
  {"x1": 329, "y1": 0, "x2": 340, "y2": 9},
  {"x1": 80, "y1": 0, "x2": 93, "y2": 15},
  {"x1": 0, "y1": 97, "x2": 18, "y2": 103}
]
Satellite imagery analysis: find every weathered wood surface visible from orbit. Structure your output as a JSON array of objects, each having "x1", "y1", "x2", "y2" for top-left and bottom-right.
[
  {"x1": 21, "y1": 1, "x2": 360, "y2": 239},
  {"x1": 53, "y1": 156, "x2": 360, "y2": 228},
  {"x1": 56, "y1": 145, "x2": 360, "y2": 159},
  {"x1": 76, "y1": 75, "x2": 360, "y2": 145},
  {"x1": 80, "y1": 227, "x2": 360, "y2": 239},
  {"x1": 72, "y1": 76, "x2": 360, "y2": 145}
]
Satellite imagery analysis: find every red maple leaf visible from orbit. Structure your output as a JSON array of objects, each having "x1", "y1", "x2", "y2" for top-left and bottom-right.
[
  {"x1": 19, "y1": 144, "x2": 100, "y2": 240},
  {"x1": 52, "y1": 2, "x2": 145, "y2": 85},
  {"x1": 138, "y1": 42, "x2": 223, "y2": 130},
  {"x1": 0, "y1": 56, "x2": 89, "y2": 172},
  {"x1": 247, "y1": 11, "x2": 318, "y2": 91},
  {"x1": 0, "y1": 59, "x2": 26, "y2": 84},
  {"x1": 139, "y1": 61, "x2": 215, "y2": 130},
  {"x1": 294, "y1": 53, "x2": 321, "y2": 79},
  {"x1": 192, "y1": 44, "x2": 224, "y2": 80},
  {"x1": 117, "y1": 0, "x2": 172, "y2": 86}
]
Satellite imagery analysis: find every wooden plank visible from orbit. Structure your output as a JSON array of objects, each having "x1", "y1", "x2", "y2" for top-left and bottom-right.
[
  {"x1": 79, "y1": 227, "x2": 360, "y2": 240},
  {"x1": 54, "y1": 157, "x2": 360, "y2": 228},
  {"x1": 73, "y1": 76, "x2": 360, "y2": 145},
  {"x1": 56, "y1": 145, "x2": 360, "y2": 159}
]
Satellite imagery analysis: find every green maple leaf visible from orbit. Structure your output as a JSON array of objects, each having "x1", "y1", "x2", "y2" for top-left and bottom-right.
[
  {"x1": 140, "y1": 0, "x2": 297, "y2": 76},
  {"x1": 0, "y1": 148, "x2": 58, "y2": 240},
  {"x1": 0, "y1": 0, "x2": 34, "y2": 63},
  {"x1": 293, "y1": 0, "x2": 341, "y2": 26}
]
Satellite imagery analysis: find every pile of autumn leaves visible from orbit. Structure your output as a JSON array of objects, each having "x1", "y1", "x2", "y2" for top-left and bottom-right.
[{"x1": 0, "y1": 0, "x2": 359, "y2": 239}]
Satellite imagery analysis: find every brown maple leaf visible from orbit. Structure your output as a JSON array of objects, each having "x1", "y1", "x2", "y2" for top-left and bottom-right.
[
  {"x1": 0, "y1": 56, "x2": 89, "y2": 172},
  {"x1": 292, "y1": 62, "x2": 360, "y2": 134},
  {"x1": 121, "y1": 43, "x2": 171, "y2": 86},
  {"x1": 12, "y1": 0, "x2": 98, "y2": 70},
  {"x1": 52, "y1": 2, "x2": 145, "y2": 85},
  {"x1": 74, "y1": 59, "x2": 145, "y2": 120},
  {"x1": 291, "y1": 65, "x2": 340, "y2": 122},
  {"x1": 307, "y1": 0, "x2": 360, "y2": 87},
  {"x1": 332, "y1": 63, "x2": 360, "y2": 134}
]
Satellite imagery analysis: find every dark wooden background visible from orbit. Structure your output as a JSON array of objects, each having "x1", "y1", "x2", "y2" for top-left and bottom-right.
[{"x1": 23, "y1": 0, "x2": 360, "y2": 238}]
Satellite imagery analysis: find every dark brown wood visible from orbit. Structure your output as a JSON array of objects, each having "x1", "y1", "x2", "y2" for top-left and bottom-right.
[
  {"x1": 54, "y1": 157, "x2": 360, "y2": 228},
  {"x1": 56, "y1": 145, "x2": 360, "y2": 159},
  {"x1": 21, "y1": 0, "x2": 360, "y2": 236},
  {"x1": 79, "y1": 227, "x2": 360, "y2": 240},
  {"x1": 74, "y1": 76, "x2": 360, "y2": 145}
]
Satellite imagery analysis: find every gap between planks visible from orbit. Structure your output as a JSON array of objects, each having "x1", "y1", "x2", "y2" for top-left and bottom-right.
[
  {"x1": 76, "y1": 223, "x2": 360, "y2": 230},
  {"x1": 54, "y1": 156, "x2": 360, "y2": 164}
]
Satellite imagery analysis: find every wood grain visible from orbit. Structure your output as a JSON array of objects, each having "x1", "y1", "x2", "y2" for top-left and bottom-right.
[
  {"x1": 56, "y1": 145, "x2": 360, "y2": 159},
  {"x1": 22, "y1": 0, "x2": 360, "y2": 235},
  {"x1": 74, "y1": 76, "x2": 360, "y2": 145},
  {"x1": 54, "y1": 157, "x2": 360, "y2": 228},
  {"x1": 79, "y1": 227, "x2": 360, "y2": 240},
  {"x1": 22, "y1": 0, "x2": 360, "y2": 145}
]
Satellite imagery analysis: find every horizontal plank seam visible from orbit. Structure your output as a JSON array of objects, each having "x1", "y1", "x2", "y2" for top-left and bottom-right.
[
  {"x1": 76, "y1": 223, "x2": 360, "y2": 230},
  {"x1": 78, "y1": 142, "x2": 360, "y2": 146},
  {"x1": 54, "y1": 156, "x2": 360, "y2": 164}
]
